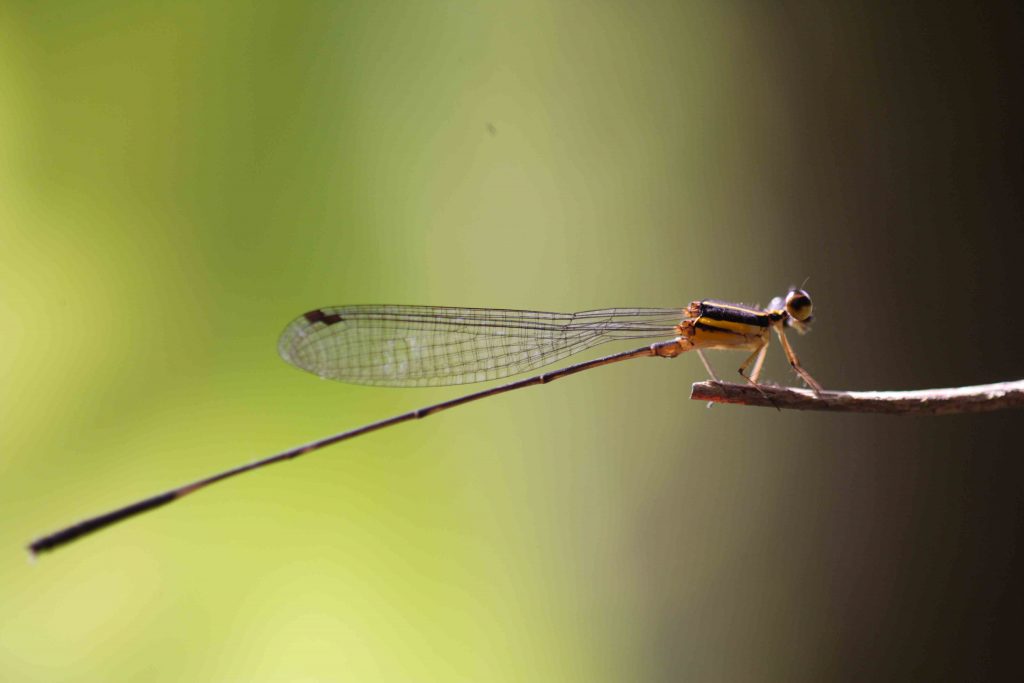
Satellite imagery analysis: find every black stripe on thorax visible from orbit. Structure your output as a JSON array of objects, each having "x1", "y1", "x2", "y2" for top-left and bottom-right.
[
  {"x1": 694, "y1": 321, "x2": 745, "y2": 336},
  {"x1": 698, "y1": 301, "x2": 770, "y2": 328}
]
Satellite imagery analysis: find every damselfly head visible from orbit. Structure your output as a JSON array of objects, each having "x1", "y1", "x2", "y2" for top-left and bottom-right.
[{"x1": 784, "y1": 289, "x2": 814, "y2": 332}]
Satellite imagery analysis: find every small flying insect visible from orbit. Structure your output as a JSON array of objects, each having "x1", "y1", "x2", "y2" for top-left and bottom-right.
[{"x1": 29, "y1": 288, "x2": 822, "y2": 555}]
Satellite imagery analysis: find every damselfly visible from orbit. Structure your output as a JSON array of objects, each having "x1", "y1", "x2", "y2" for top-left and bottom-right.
[{"x1": 29, "y1": 288, "x2": 822, "y2": 555}]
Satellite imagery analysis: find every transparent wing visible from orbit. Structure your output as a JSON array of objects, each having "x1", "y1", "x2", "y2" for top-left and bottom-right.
[{"x1": 278, "y1": 305, "x2": 684, "y2": 387}]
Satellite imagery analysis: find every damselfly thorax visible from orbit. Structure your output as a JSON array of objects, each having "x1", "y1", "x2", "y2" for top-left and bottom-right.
[{"x1": 672, "y1": 289, "x2": 822, "y2": 393}]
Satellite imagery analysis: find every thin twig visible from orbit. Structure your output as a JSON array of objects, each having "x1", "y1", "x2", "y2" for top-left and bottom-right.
[{"x1": 690, "y1": 379, "x2": 1024, "y2": 415}]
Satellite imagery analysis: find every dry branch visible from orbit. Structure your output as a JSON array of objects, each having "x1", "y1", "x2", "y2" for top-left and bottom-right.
[{"x1": 690, "y1": 379, "x2": 1024, "y2": 415}]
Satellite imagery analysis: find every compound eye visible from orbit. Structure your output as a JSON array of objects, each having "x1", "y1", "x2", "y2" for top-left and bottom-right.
[{"x1": 785, "y1": 289, "x2": 813, "y2": 322}]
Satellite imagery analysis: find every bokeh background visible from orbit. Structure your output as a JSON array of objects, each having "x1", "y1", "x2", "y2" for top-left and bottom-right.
[{"x1": 3, "y1": 2, "x2": 1022, "y2": 680}]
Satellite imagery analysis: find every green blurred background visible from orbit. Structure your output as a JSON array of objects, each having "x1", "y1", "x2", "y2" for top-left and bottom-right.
[{"x1": 3, "y1": 2, "x2": 1022, "y2": 680}]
